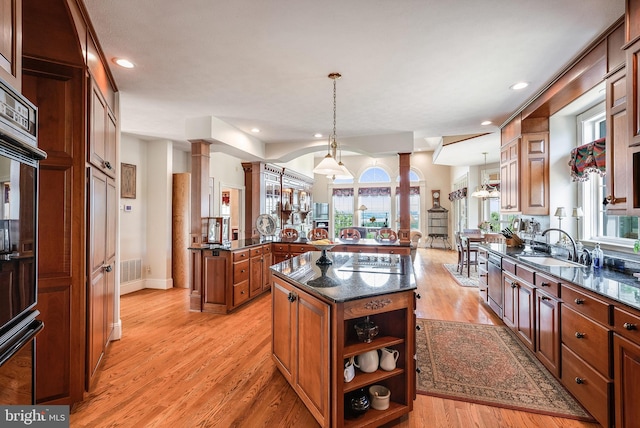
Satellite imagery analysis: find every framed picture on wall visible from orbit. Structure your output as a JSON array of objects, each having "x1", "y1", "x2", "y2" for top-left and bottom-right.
[{"x1": 121, "y1": 163, "x2": 136, "y2": 199}]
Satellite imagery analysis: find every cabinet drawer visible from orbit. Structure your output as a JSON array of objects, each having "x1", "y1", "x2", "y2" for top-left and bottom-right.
[
  {"x1": 614, "y1": 307, "x2": 640, "y2": 345},
  {"x1": 273, "y1": 244, "x2": 289, "y2": 253},
  {"x1": 290, "y1": 244, "x2": 313, "y2": 254},
  {"x1": 262, "y1": 244, "x2": 272, "y2": 254},
  {"x1": 561, "y1": 305, "x2": 611, "y2": 377},
  {"x1": 562, "y1": 285, "x2": 611, "y2": 326},
  {"x1": 233, "y1": 260, "x2": 250, "y2": 284},
  {"x1": 502, "y1": 258, "x2": 516, "y2": 275},
  {"x1": 233, "y1": 249, "x2": 250, "y2": 262},
  {"x1": 233, "y1": 281, "x2": 249, "y2": 306},
  {"x1": 515, "y1": 264, "x2": 534, "y2": 285},
  {"x1": 534, "y1": 271, "x2": 560, "y2": 298},
  {"x1": 377, "y1": 247, "x2": 410, "y2": 255},
  {"x1": 561, "y1": 345, "x2": 611, "y2": 428},
  {"x1": 250, "y1": 247, "x2": 263, "y2": 257}
]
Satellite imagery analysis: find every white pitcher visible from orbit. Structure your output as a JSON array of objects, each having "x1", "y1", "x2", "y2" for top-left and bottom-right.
[
  {"x1": 355, "y1": 350, "x2": 379, "y2": 373},
  {"x1": 379, "y1": 347, "x2": 399, "y2": 371}
]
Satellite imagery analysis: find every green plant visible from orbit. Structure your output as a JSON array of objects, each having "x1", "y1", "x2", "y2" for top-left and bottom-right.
[{"x1": 490, "y1": 211, "x2": 500, "y2": 232}]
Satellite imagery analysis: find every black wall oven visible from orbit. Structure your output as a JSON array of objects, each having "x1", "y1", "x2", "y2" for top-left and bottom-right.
[{"x1": 0, "y1": 76, "x2": 46, "y2": 405}]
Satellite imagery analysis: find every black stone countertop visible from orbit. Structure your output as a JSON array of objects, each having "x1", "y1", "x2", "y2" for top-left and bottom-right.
[
  {"x1": 483, "y1": 243, "x2": 640, "y2": 311},
  {"x1": 270, "y1": 251, "x2": 416, "y2": 303},
  {"x1": 189, "y1": 237, "x2": 410, "y2": 252}
]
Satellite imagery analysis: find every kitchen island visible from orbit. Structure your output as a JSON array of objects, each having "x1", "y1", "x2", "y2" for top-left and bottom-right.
[{"x1": 270, "y1": 251, "x2": 417, "y2": 428}]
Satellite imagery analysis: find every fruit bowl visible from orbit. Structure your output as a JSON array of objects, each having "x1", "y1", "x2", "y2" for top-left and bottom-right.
[{"x1": 310, "y1": 240, "x2": 337, "y2": 265}]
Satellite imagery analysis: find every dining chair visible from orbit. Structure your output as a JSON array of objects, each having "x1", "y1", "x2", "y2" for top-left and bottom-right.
[
  {"x1": 339, "y1": 228, "x2": 361, "y2": 241},
  {"x1": 455, "y1": 232, "x2": 478, "y2": 276},
  {"x1": 375, "y1": 228, "x2": 398, "y2": 242},
  {"x1": 308, "y1": 228, "x2": 329, "y2": 240}
]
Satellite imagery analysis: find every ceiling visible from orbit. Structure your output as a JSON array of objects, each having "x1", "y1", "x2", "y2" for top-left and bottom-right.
[{"x1": 83, "y1": 0, "x2": 624, "y2": 166}]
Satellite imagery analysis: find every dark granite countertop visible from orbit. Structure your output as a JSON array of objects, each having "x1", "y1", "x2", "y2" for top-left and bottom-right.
[
  {"x1": 483, "y1": 243, "x2": 640, "y2": 311},
  {"x1": 190, "y1": 237, "x2": 410, "y2": 252},
  {"x1": 270, "y1": 251, "x2": 416, "y2": 303}
]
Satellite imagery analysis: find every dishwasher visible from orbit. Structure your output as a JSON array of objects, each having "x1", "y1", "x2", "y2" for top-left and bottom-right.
[{"x1": 487, "y1": 253, "x2": 503, "y2": 318}]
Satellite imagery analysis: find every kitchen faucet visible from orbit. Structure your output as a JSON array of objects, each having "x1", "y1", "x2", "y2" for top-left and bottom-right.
[{"x1": 541, "y1": 228, "x2": 578, "y2": 262}]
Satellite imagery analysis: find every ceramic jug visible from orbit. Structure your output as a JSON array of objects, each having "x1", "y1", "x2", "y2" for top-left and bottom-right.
[
  {"x1": 379, "y1": 347, "x2": 399, "y2": 371},
  {"x1": 344, "y1": 357, "x2": 356, "y2": 382},
  {"x1": 355, "y1": 350, "x2": 379, "y2": 373}
]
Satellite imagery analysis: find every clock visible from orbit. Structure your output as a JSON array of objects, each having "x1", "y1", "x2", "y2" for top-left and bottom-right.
[{"x1": 432, "y1": 190, "x2": 441, "y2": 207}]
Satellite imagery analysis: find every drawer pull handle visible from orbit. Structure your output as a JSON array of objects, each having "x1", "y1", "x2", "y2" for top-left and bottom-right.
[
  {"x1": 574, "y1": 298, "x2": 585, "y2": 305},
  {"x1": 540, "y1": 282, "x2": 549, "y2": 287},
  {"x1": 511, "y1": 283, "x2": 517, "y2": 289},
  {"x1": 575, "y1": 332, "x2": 586, "y2": 339},
  {"x1": 416, "y1": 325, "x2": 421, "y2": 331},
  {"x1": 415, "y1": 293, "x2": 421, "y2": 299},
  {"x1": 241, "y1": 290, "x2": 245, "y2": 295},
  {"x1": 541, "y1": 296, "x2": 551, "y2": 301},
  {"x1": 287, "y1": 292, "x2": 297, "y2": 303},
  {"x1": 241, "y1": 269, "x2": 246, "y2": 273},
  {"x1": 623, "y1": 322, "x2": 637, "y2": 331},
  {"x1": 575, "y1": 377, "x2": 584, "y2": 384}
]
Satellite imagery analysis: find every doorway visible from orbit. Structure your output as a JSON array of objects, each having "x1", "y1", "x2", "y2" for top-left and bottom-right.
[{"x1": 220, "y1": 185, "x2": 243, "y2": 241}]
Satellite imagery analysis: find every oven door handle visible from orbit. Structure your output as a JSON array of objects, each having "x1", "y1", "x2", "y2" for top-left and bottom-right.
[{"x1": 0, "y1": 320, "x2": 44, "y2": 367}]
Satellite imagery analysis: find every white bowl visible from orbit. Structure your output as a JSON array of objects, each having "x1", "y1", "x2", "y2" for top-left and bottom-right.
[{"x1": 369, "y1": 385, "x2": 390, "y2": 410}]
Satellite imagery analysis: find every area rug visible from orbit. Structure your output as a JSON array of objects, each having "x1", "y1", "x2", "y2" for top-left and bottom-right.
[
  {"x1": 416, "y1": 319, "x2": 593, "y2": 421},
  {"x1": 442, "y1": 263, "x2": 478, "y2": 287}
]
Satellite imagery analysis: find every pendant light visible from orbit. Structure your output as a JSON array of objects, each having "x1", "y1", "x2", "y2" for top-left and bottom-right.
[
  {"x1": 313, "y1": 73, "x2": 353, "y2": 178},
  {"x1": 471, "y1": 152, "x2": 500, "y2": 199}
]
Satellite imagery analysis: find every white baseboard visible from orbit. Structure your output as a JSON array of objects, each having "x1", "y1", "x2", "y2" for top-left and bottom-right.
[
  {"x1": 111, "y1": 318, "x2": 122, "y2": 341},
  {"x1": 120, "y1": 279, "x2": 146, "y2": 295},
  {"x1": 144, "y1": 278, "x2": 174, "y2": 290}
]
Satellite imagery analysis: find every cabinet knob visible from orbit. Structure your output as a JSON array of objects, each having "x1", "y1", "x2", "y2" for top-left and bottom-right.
[
  {"x1": 575, "y1": 377, "x2": 584, "y2": 384},
  {"x1": 241, "y1": 290, "x2": 245, "y2": 294},
  {"x1": 104, "y1": 161, "x2": 112, "y2": 170},
  {"x1": 623, "y1": 322, "x2": 637, "y2": 331},
  {"x1": 575, "y1": 332, "x2": 585, "y2": 339},
  {"x1": 541, "y1": 296, "x2": 551, "y2": 301},
  {"x1": 241, "y1": 269, "x2": 246, "y2": 273},
  {"x1": 574, "y1": 298, "x2": 585, "y2": 305},
  {"x1": 287, "y1": 292, "x2": 297, "y2": 303},
  {"x1": 540, "y1": 282, "x2": 549, "y2": 287},
  {"x1": 415, "y1": 293, "x2": 421, "y2": 299},
  {"x1": 510, "y1": 282, "x2": 517, "y2": 289},
  {"x1": 416, "y1": 325, "x2": 421, "y2": 331},
  {"x1": 103, "y1": 264, "x2": 112, "y2": 272}
]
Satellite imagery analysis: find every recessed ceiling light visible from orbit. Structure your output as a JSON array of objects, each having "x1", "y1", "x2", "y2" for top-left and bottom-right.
[
  {"x1": 251, "y1": 128, "x2": 260, "y2": 133},
  {"x1": 113, "y1": 58, "x2": 135, "y2": 69},
  {"x1": 314, "y1": 133, "x2": 323, "y2": 138},
  {"x1": 481, "y1": 120, "x2": 492, "y2": 126},
  {"x1": 510, "y1": 82, "x2": 529, "y2": 90}
]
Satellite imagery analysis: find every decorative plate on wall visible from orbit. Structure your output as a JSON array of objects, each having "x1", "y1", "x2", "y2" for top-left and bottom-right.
[{"x1": 256, "y1": 214, "x2": 276, "y2": 236}]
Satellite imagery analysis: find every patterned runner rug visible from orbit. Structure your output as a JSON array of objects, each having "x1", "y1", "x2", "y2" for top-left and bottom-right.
[
  {"x1": 442, "y1": 263, "x2": 478, "y2": 287},
  {"x1": 416, "y1": 319, "x2": 594, "y2": 421}
]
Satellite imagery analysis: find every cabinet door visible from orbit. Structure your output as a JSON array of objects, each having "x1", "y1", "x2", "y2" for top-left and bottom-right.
[
  {"x1": 614, "y1": 333, "x2": 640, "y2": 428},
  {"x1": 272, "y1": 279, "x2": 294, "y2": 382},
  {"x1": 203, "y1": 254, "x2": 227, "y2": 306},
  {"x1": 521, "y1": 133, "x2": 549, "y2": 215},
  {"x1": 606, "y1": 68, "x2": 629, "y2": 213},
  {"x1": 89, "y1": 81, "x2": 116, "y2": 178},
  {"x1": 500, "y1": 139, "x2": 520, "y2": 212},
  {"x1": 627, "y1": 40, "x2": 640, "y2": 147},
  {"x1": 502, "y1": 272, "x2": 517, "y2": 329},
  {"x1": 0, "y1": 0, "x2": 21, "y2": 90},
  {"x1": 249, "y1": 255, "x2": 263, "y2": 297},
  {"x1": 262, "y1": 251, "x2": 272, "y2": 290},
  {"x1": 536, "y1": 289, "x2": 560, "y2": 377},
  {"x1": 293, "y1": 285, "x2": 330, "y2": 427},
  {"x1": 516, "y1": 281, "x2": 535, "y2": 351}
]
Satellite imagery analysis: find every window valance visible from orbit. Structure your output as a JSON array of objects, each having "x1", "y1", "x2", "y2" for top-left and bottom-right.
[
  {"x1": 332, "y1": 188, "x2": 354, "y2": 197},
  {"x1": 568, "y1": 137, "x2": 606, "y2": 182},
  {"x1": 394, "y1": 186, "x2": 420, "y2": 196},
  {"x1": 448, "y1": 188, "x2": 467, "y2": 201},
  {"x1": 358, "y1": 187, "x2": 391, "y2": 197}
]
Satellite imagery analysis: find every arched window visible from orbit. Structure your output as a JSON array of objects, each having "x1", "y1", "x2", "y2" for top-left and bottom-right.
[
  {"x1": 395, "y1": 170, "x2": 421, "y2": 182},
  {"x1": 359, "y1": 167, "x2": 391, "y2": 183}
]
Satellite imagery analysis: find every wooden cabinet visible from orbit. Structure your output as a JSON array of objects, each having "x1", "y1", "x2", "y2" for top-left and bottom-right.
[
  {"x1": 273, "y1": 243, "x2": 315, "y2": 263},
  {"x1": 262, "y1": 245, "x2": 272, "y2": 290},
  {"x1": 0, "y1": 0, "x2": 21, "y2": 90},
  {"x1": 272, "y1": 272, "x2": 415, "y2": 427},
  {"x1": 520, "y1": 132, "x2": 549, "y2": 215},
  {"x1": 89, "y1": 80, "x2": 117, "y2": 178},
  {"x1": 605, "y1": 68, "x2": 629, "y2": 213},
  {"x1": 613, "y1": 307, "x2": 640, "y2": 428},
  {"x1": 560, "y1": 284, "x2": 613, "y2": 428},
  {"x1": 477, "y1": 249, "x2": 488, "y2": 303},
  {"x1": 203, "y1": 250, "x2": 229, "y2": 311},
  {"x1": 500, "y1": 138, "x2": 519, "y2": 212},
  {"x1": 272, "y1": 276, "x2": 330, "y2": 426},
  {"x1": 534, "y1": 272, "x2": 561, "y2": 377},
  {"x1": 250, "y1": 246, "x2": 264, "y2": 297},
  {"x1": 87, "y1": 168, "x2": 116, "y2": 387}
]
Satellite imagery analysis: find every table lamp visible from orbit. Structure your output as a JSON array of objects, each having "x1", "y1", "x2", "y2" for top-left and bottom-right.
[{"x1": 554, "y1": 207, "x2": 567, "y2": 230}]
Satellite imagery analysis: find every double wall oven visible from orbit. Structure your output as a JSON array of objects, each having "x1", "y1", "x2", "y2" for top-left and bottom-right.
[{"x1": 0, "y1": 76, "x2": 46, "y2": 405}]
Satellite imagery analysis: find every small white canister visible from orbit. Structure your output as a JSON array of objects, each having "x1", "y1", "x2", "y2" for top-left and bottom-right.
[{"x1": 369, "y1": 385, "x2": 391, "y2": 410}]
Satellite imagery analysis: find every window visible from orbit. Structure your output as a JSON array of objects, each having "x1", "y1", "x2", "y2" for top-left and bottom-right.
[
  {"x1": 578, "y1": 105, "x2": 639, "y2": 245},
  {"x1": 332, "y1": 188, "x2": 354, "y2": 238}
]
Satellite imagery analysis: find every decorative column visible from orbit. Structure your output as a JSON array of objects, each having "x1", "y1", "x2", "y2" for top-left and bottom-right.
[
  {"x1": 398, "y1": 152, "x2": 411, "y2": 245},
  {"x1": 190, "y1": 140, "x2": 211, "y2": 245},
  {"x1": 172, "y1": 173, "x2": 190, "y2": 288}
]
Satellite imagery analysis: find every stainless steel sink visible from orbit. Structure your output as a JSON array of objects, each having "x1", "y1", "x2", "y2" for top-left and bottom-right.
[{"x1": 518, "y1": 255, "x2": 584, "y2": 268}]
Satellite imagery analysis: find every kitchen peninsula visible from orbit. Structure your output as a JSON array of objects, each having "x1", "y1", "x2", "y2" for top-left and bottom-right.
[
  {"x1": 270, "y1": 251, "x2": 416, "y2": 428},
  {"x1": 188, "y1": 238, "x2": 411, "y2": 314}
]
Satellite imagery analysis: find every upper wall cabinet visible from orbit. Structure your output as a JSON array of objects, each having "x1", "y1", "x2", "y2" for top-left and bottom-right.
[
  {"x1": 0, "y1": 0, "x2": 21, "y2": 90},
  {"x1": 89, "y1": 79, "x2": 117, "y2": 178},
  {"x1": 605, "y1": 68, "x2": 629, "y2": 214}
]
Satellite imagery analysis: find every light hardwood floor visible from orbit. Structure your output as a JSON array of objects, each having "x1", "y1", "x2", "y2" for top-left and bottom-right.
[{"x1": 69, "y1": 248, "x2": 600, "y2": 428}]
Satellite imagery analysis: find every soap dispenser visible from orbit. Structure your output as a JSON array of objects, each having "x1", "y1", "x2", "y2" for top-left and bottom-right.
[{"x1": 592, "y1": 243, "x2": 604, "y2": 269}]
